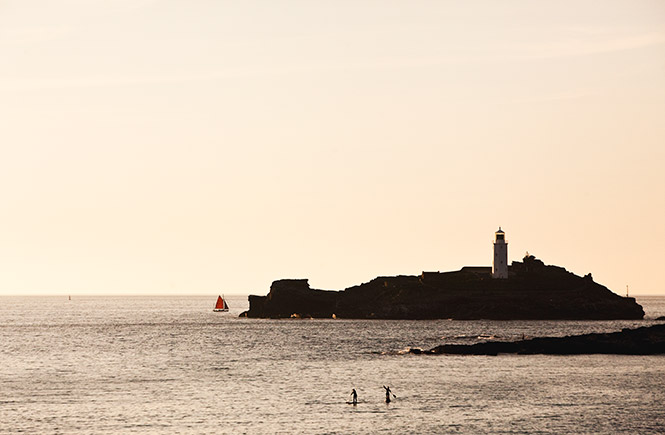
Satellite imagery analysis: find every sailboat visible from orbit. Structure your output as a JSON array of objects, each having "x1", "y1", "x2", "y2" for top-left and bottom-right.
[{"x1": 213, "y1": 295, "x2": 229, "y2": 312}]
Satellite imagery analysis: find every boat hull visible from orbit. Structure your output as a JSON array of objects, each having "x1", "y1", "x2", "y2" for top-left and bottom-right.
[{"x1": 213, "y1": 308, "x2": 229, "y2": 312}]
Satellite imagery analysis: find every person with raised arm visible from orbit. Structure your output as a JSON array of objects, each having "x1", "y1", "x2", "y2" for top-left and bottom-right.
[{"x1": 383, "y1": 386, "x2": 396, "y2": 403}]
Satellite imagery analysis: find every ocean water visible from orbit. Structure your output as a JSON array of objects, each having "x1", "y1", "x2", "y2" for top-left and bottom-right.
[{"x1": 1, "y1": 295, "x2": 664, "y2": 434}]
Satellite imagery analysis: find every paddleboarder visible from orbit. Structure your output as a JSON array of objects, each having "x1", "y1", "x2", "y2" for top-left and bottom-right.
[
  {"x1": 349, "y1": 388, "x2": 357, "y2": 405},
  {"x1": 383, "y1": 386, "x2": 396, "y2": 403}
]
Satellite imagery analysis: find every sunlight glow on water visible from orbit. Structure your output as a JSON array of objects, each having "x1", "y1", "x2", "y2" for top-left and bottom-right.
[{"x1": 1, "y1": 295, "x2": 664, "y2": 433}]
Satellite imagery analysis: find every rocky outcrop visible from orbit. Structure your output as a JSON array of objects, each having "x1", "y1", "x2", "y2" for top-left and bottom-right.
[
  {"x1": 412, "y1": 324, "x2": 665, "y2": 355},
  {"x1": 242, "y1": 256, "x2": 644, "y2": 320},
  {"x1": 245, "y1": 279, "x2": 338, "y2": 318}
]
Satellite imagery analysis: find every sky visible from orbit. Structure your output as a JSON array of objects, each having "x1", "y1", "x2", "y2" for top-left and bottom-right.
[{"x1": 0, "y1": 1, "x2": 664, "y2": 296}]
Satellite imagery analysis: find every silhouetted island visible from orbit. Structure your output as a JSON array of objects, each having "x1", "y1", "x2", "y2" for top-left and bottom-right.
[
  {"x1": 410, "y1": 324, "x2": 665, "y2": 355},
  {"x1": 241, "y1": 254, "x2": 644, "y2": 320}
]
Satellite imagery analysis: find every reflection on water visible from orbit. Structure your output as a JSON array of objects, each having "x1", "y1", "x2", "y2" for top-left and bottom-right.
[{"x1": 1, "y1": 295, "x2": 664, "y2": 433}]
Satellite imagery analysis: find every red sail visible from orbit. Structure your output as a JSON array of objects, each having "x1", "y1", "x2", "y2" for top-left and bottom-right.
[{"x1": 214, "y1": 296, "x2": 224, "y2": 310}]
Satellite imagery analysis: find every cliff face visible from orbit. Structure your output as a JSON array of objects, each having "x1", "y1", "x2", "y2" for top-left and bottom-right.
[{"x1": 242, "y1": 257, "x2": 644, "y2": 320}]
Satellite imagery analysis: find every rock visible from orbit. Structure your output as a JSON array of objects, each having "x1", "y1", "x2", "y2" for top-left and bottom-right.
[
  {"x1": 415, "y1": 324, "x2": 665, "y2": 355},
  {"x1": 242, "y1": 257, "x2": 644, "y2": 320}
]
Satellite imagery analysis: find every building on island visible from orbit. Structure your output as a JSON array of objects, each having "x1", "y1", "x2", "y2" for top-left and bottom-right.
[
  {"x1": 492, "y1": 227, "x2": 508, "y2": 279},
  {"x1": 420, "y1": 227, "x2": 510, "y2": 282}
]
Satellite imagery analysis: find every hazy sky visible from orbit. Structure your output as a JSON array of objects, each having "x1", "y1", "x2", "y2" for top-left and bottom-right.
[{"x1": 1, "y1": 1, "x2": 664, "y2": 296}]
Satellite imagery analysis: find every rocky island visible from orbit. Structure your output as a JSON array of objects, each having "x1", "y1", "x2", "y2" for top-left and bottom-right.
[
  {"x1": 241, "y1": 254, "x2": 644, "y2": 320},
  {"x1": 410, "y1": 324, "x2": 665, "y2": 355}
]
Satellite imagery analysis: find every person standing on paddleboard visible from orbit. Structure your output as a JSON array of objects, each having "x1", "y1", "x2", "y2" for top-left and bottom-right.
[
  {"x1": 350, "y1": 388, "x2": 357, "y2": 405},
  {"x1": 383, "y1": 386, "x2": 396, "y2": 403}
]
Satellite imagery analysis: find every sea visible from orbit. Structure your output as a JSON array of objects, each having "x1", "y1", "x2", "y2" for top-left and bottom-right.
[{"x1": 1, "y1": 295, "x2": 664, "y2": 434}]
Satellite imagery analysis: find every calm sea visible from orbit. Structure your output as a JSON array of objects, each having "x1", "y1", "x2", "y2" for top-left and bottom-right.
[{"x1": 1, "y1": 295, "x2": 664, "y2": 434}]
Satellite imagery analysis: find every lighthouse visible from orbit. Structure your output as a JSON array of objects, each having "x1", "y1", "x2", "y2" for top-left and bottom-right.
[{"x1": 492, "y1": 227, "x2": 508, "y2": 279}]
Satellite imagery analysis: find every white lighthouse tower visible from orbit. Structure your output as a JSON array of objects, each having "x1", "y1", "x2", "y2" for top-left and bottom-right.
[{"x1": 492, "y1": 227, "x2": 508, "y2": 279}]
